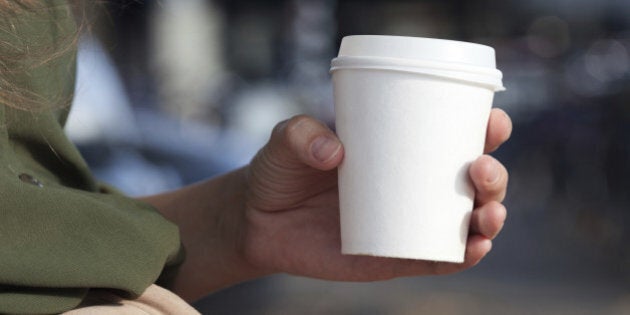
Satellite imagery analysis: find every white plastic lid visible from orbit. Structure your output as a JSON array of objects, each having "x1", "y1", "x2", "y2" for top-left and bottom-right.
[
  {"x1": 331, "y1": 35, "x2": 505, "y2": 91},
  {"x1": 338, "y1": 35, "x2": 497, "y2": 69}
]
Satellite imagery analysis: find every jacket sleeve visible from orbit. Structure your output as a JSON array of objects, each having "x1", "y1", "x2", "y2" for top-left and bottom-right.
[{"x1": 0, "y1": 170, "x2": 183, "y2": 314}]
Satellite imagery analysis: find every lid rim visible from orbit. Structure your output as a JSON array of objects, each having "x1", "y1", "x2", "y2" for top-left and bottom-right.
[
  {"x1": 338, "y1": 35, "x2": 498, "y2": 69},
  {"x1": 330, "y1": 56, "x2": 505, "y2": 92},
  {"x1": 331, "y1": 55, "x2": 502, "y2": 77}
]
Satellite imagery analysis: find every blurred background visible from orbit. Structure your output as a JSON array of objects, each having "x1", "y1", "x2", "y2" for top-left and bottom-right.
[{"x1": 67, "y1": 0, "x2": 630, "y2": 314}]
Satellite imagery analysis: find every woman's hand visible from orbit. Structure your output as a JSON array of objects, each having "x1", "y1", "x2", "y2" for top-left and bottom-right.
[
  {"x1": 243, "y1": 109, "x2": 511, "y2": 280},
  {"x1": 143, "y1": 109, "x2": 511, "y2": 302}
]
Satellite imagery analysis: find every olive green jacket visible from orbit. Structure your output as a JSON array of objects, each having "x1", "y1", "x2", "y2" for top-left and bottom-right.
[{"x1": 1, "y1": 2, "x2": 183, "y2": 314}]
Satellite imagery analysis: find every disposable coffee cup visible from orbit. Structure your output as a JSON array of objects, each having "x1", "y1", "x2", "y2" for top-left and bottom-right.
[{"x1": 331, "y1": 35, "x2": 504, "y2": 263}]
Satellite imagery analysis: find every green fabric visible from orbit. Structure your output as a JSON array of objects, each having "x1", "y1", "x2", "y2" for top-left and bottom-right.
[{"x1": 0, "y1": 1, "x2": 183, "y2": 314}]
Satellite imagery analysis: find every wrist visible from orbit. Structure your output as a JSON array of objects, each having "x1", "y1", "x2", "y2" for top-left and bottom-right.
[{"x1": 141, "y1": 167, "x2": 272, "y2": 302}]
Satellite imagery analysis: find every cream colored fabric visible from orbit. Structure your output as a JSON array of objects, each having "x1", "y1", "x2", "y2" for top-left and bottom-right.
[{"x1": 63, "y1": 285, "x2": 201, "y2": 315}]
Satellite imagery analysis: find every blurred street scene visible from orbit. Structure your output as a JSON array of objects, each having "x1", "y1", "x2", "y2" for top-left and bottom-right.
[{"x1": 67, "y1": 0, "x2": 630, "y2": 314}]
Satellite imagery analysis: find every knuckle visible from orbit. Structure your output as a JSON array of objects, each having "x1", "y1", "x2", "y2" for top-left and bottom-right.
[
  {"x1": 484, "y1": 179, "x2": 503, "y2": 193},
  {"x1": 477, "y1": 183, "x2": 505, "y2": 203},
  {"x1": 283, "y1": 115, "x2": 311, "y2": 138},
  {"x1": 497, "y1": 203, "x2": 507, "y2": 220},
  {"x1": 491, "y1": 200, "x2": 505, "y2": 211},
  {"x1": 271, "y1": 115, "x2": 311, "y2": 143},
  {"x1": 271, "y1": 119, "x2": 290, "y2": 139},
  {"x1": 269, "y1": 115, "x2": 315, "y2": 157},
  {"x1": 485, "y1": 185, "x2": 506, "y2": 201},
  {"x1": 487, "y1": 201, "x2": 507, "y2": 219},
  {"x1": 286, "y1": 114, "x2": 311, "y2": 131}
]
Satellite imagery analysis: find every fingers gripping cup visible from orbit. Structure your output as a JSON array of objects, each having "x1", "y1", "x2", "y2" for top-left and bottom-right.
[{"x1": 331, "y1": 35, "x2": 504, "y2": 263}]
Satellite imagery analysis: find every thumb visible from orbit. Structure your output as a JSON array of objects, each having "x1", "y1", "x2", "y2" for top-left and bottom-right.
[
  {"x1": 263, "y1": 115, "x2": 344, "y2": 171},
  {"x1": 246, "y1": 115, "x2": 344, "y2": 212}
]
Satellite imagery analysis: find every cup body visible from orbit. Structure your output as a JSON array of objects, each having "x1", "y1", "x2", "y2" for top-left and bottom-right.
[{"x1": 331, "y1": 35, "x2": 503, "y2": 262}]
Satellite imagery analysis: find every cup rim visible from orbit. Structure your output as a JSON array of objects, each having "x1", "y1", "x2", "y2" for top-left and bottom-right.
[{"x1": 330, "y1": 55, "x2": 505, "y2": 92}]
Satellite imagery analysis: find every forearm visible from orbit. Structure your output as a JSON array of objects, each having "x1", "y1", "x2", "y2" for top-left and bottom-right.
[{"x1": 139, "y1": 167, "x2": 269, "y2": 302}]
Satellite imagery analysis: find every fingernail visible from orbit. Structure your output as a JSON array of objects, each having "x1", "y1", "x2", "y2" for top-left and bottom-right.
[{"x1": 311, "y1": 136, "x2": 341, "y2": 163}]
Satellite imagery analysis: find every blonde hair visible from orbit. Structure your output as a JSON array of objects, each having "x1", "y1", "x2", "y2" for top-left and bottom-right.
[{"x1": 0, "y1": 0, "x2": 85, "y2": 112}]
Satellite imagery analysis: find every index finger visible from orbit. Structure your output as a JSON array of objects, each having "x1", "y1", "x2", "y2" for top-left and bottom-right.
[{"x1": 484, "y1": 108, "x2": 512, "y2": 153}]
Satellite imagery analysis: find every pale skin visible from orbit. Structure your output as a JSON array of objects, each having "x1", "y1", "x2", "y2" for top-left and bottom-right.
[{"x1": 141, "y1": 108, "x2": 512, "y2": 302}]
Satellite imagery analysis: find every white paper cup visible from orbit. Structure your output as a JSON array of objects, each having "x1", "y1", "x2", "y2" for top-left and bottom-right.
[{"x1": 331, "y1": 35, "x2": 504, "y2": 263}]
